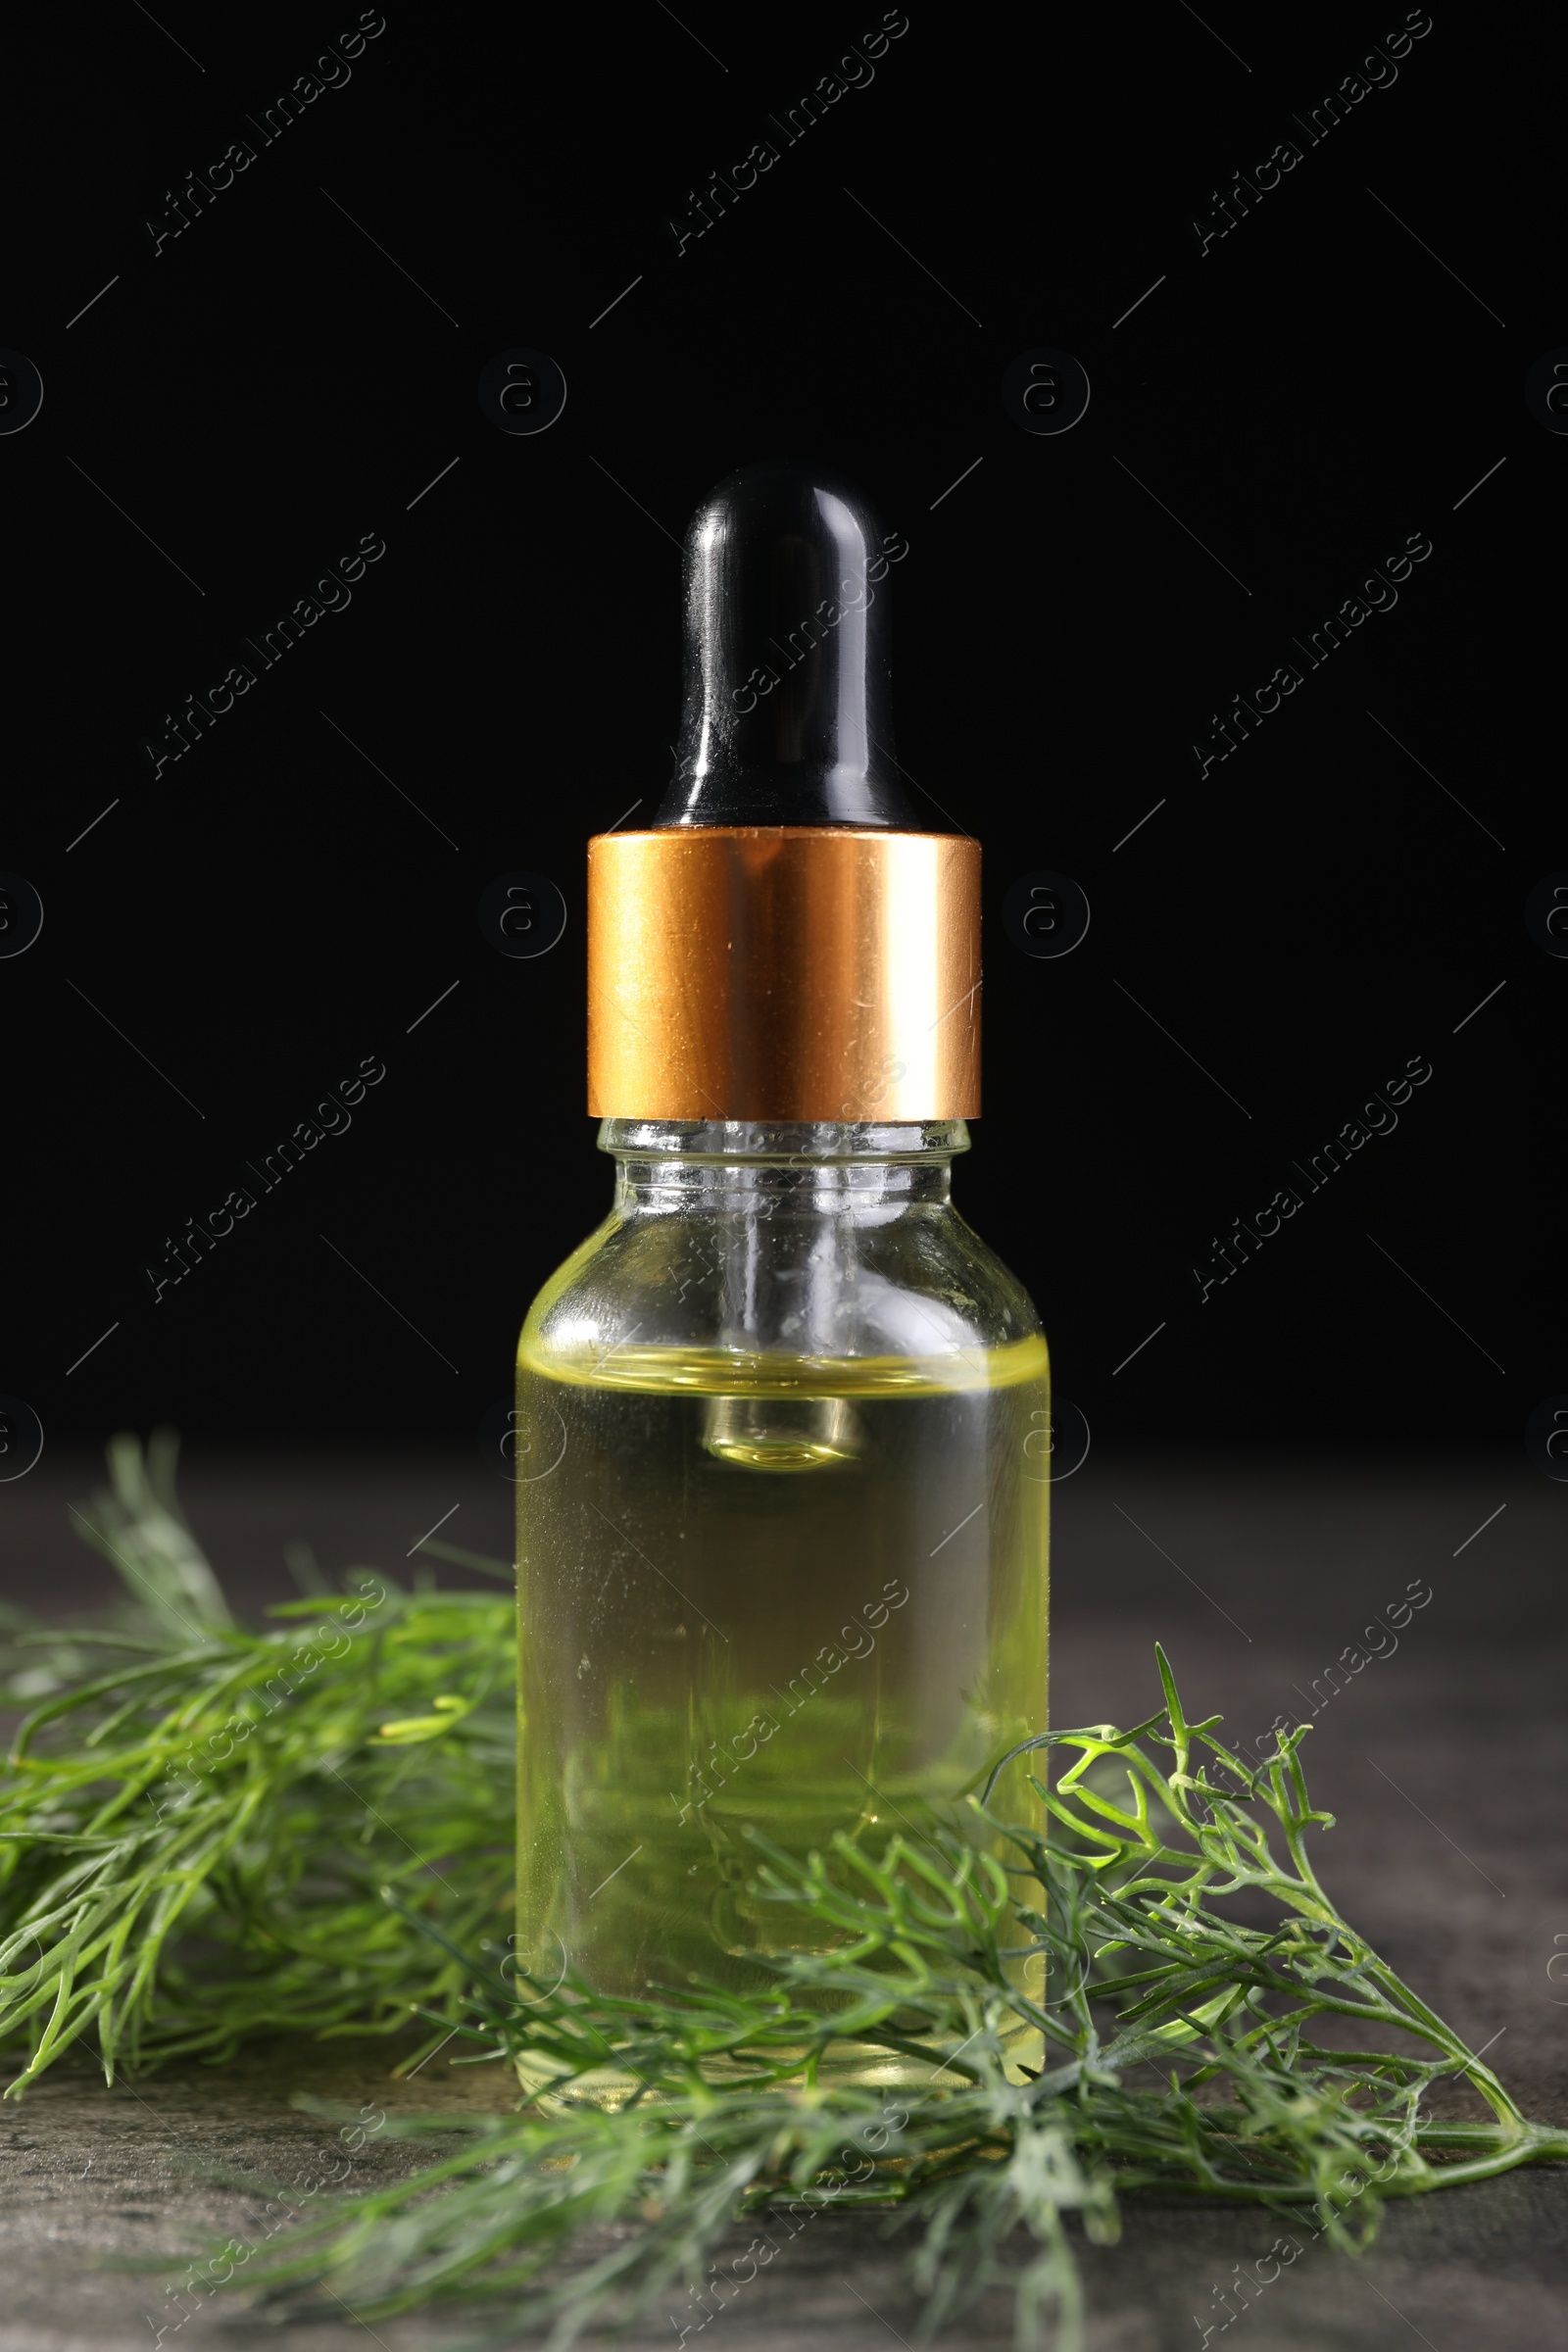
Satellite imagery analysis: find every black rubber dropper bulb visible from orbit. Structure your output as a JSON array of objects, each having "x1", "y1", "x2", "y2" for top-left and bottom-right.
[{"x1": 653, "y1": 460, "x2": 918, "y2": 829}]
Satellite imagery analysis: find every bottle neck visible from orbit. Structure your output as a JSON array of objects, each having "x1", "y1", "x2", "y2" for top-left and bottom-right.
[{"x1": 601, "y1": 1119, "x2": 967, "y2": 1213}]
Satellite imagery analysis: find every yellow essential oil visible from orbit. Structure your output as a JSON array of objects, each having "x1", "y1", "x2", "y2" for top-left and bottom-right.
[{"x1": 515, "y1": 1334, "x2": 1049, "y2": 1994}]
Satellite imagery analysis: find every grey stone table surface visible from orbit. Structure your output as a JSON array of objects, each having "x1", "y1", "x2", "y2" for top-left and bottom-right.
[{"x1": 0, "y1": 1446, "x2": 1564, "y2": 2351}]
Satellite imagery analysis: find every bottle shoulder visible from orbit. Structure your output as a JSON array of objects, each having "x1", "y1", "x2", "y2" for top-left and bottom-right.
[{"x1": 519, "y1": 1199, "x2": 1045, "y2": 1394}]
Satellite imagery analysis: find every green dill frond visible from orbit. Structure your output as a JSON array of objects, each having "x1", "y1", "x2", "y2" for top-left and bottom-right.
[{"x1": 0, "y1": 1440, "x2": 514, "y2": 2091}]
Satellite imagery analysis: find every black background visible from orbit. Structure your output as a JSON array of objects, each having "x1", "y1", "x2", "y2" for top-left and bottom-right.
[{"x1": 3, "y1": 2, "x2": 1556, "y2": 1461}]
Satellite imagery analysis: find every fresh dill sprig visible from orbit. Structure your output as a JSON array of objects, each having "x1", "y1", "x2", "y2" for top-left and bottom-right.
[
  {"x1": 0, "y1": 1435, "x2": 514, "y2": 2088},
  {"x1": 2, "y1": 1439, "x2": 1563, "y2": 2352}
]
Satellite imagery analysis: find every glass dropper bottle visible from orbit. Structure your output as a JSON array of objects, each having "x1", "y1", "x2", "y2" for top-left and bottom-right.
[{"x1": 513, "y1": 461, "x2": 1050, "y2": 2076}]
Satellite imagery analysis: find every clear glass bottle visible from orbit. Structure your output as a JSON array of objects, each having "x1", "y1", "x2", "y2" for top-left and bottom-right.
[
  {"x1": 514, "y1": 1117, "x2": 1050, "y2": 2009},
  {"x1": 512, "y1": 459, "x2": 1051, "y2": 2080}
]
